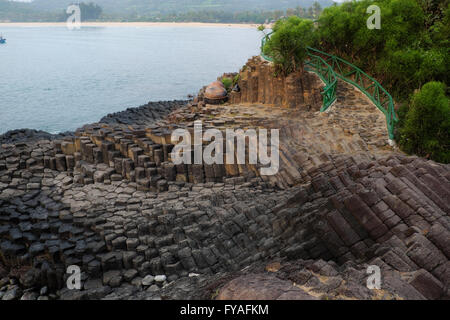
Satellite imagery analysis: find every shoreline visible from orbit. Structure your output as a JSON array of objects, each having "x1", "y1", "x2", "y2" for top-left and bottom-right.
[
  {"x1": 0, "y1": 100, "x2": 188, "y2": 144},
  {"x1": 0, "y1": 22, "x2": 260, "y2": 28}
]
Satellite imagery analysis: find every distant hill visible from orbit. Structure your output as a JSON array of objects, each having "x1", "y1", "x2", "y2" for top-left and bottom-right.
[
  {"x1": 2, "y1": 0, "x2": 334, "y2": 22},
  {"x1": 0, "y1": 0, "x2": 61, "y2": 21},
  {"x1": 26, "y1": 0, "x2": 334, "y2": 15}
]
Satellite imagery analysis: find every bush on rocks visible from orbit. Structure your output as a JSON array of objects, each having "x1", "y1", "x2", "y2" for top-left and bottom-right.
[
  {"x1": 262, "y1": 16, "x2": 316, "y2": 76},
  {"x1": 398, "y1": 81, "x2": 449, "y2": 163}
]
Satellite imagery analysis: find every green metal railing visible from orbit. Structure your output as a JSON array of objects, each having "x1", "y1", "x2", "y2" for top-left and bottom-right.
[
  {"x1": 304, "y1": 54, "x2": 337, "y2": 111},
  {"x1": 260, "y1": 33, "x2": 398, "y2": 139},
  {"x1": 306, "y1": 47, "x2": 398, "y2": 139},
  {"x1": 260, "y1": 31, "x2": 274, "y2": 62}
]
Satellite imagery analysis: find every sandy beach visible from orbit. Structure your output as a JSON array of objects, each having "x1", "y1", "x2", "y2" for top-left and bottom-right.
[{"x1": 0, "y1": 22, "x2": 260, "y2": 28}]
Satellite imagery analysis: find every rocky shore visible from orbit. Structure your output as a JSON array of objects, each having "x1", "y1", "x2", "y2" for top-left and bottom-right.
[
  {"x1": 0, "y1": 57, "x2": 449, "y2": 300},
  {"x1": 0, "y1": 129, "x2": 73, "y2": 146}
]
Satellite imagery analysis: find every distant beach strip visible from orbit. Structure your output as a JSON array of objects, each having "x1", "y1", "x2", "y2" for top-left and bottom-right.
[{"x1": 0, "y1": 22, "x2": 261, "y2": 28}]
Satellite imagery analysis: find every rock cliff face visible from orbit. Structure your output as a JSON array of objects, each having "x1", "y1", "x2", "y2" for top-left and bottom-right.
[
  {"x1": 0, "y1": 66, "x2": 448, "y2": 301},
  {"x1": 229, "y1": 56, "x2": 323, "y2": 110}
]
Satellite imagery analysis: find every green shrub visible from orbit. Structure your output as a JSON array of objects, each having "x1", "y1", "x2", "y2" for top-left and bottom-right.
[
  {"x1": 262, "y1": 16, "x2": 316, "y2": 76},
  {"x1": 315, "y1": 0, "x2": 449, "y2": 100},
  {"x1": 221, "y1": 77, "x2": 233, "y2": 91},
  {"x1": 399, "y1": 81, "x2": 450, "y2": 163},
  {"x1": 232, "y1": 74, "x2": 240, "y2": 86}
]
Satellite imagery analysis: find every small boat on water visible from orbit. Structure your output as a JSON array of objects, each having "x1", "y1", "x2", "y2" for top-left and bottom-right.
[{"x1": 0, "y1": 35, "x2": 6, "y2": 44}]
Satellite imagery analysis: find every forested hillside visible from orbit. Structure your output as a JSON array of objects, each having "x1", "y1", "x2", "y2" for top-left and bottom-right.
[
  {"x1": 0, "y1": 0, "x2": 60, "y2": 21},
  {"x1": 27, "y1": 0, "x2": 333, "y2": 14},
  {"x1": 1, "y1": 0, "x2": 332, "y2": 22}
]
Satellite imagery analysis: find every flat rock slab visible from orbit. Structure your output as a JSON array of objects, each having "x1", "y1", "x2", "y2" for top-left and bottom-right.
[{"x1": 216, "y1": 274, "x2": 317, "y2": 300}]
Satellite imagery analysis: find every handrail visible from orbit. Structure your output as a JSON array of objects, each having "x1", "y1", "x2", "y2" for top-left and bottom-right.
[
  {"x1": 304, "y1": 54, "x2": 338, "y2": 111},
  {"x1": 260, "y1": 32, "x2": 398, "y2": 139},
  {"x1": 306, "y1": 47, "x2": 398, "y2": 139},
  {"x1": 260, "y1": 31, "x2": 274, "y2": 62}
]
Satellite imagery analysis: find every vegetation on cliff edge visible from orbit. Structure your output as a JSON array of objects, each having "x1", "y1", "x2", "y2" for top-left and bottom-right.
[
  {"x1": 261, "y1": 0, "x2": 450, "y2": 163},
  {"x1": 263, "y1": 16, "x2": 316, "y2": 75},
  {"x1": 398, "y1": 82, "x2": 449, "y2": 163}
]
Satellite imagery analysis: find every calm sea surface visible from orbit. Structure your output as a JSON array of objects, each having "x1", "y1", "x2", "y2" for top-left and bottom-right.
[{"x1": 0, "y1": 26, "x2": 261, "y2": 134}]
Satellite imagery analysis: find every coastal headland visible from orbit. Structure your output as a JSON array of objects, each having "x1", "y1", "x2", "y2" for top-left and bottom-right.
[{"x1": 0, "y1": 56, "x2": 448, "y2": 301}]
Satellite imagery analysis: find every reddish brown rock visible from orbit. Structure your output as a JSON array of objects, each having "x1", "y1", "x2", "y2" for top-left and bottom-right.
[{"x1": 216, "y1": 274, "x2": 317, "y2": 300}]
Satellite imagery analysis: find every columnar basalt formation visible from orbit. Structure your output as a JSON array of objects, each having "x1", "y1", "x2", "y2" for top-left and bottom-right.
[
  {"x1": 228, "y1": 56, "x2": 323, "y2": 110},
  {"x1": 0, "y1": 61, "x2": 448, "y2": 300}
]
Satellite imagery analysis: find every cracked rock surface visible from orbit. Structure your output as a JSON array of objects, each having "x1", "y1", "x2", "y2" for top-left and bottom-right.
[{"x1": 0, "y1": 60, "x2": 449, "y2": 300}]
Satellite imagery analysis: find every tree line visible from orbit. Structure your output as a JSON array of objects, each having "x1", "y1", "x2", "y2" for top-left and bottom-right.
[
  {"x1": 147, "y1": 3, "x2": 322, "y2": 24},
  {"x1": 0, "y1": 0, "x2": 322, "y2": 23}
]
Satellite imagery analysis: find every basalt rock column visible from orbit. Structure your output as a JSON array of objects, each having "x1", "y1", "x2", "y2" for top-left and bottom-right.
[{"x1": 229, "y1": 56, "x2": 323, "y2": 110}]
